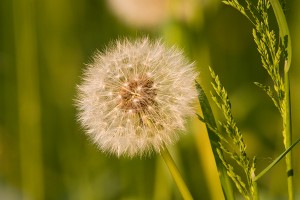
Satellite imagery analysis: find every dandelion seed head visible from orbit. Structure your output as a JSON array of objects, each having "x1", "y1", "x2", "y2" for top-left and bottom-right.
[{"x1": 76, "y1": 37, "x2": 197, "y2": 157}]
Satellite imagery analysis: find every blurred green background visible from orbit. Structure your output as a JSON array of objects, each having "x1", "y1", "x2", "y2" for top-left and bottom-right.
[{"x1": 1, "y1": 0, "x2": 300, "y2": 199}]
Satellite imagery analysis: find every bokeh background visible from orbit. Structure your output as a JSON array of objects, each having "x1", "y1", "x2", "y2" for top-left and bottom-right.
[{"x1": 1, "y1": 0, "x2": 300, "y2": 199}]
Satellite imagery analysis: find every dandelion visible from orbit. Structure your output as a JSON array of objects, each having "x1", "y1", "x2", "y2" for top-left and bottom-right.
[{"x1": 76, "y1": 37, "x2": 197, "y2": 157}]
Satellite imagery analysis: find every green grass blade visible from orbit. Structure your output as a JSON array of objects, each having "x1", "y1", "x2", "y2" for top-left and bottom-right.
[
  {"x1": 254, "y1": 136, "x2": 300, "y2": 182},
  {"x1": 195, "y1": 81, "x2": 235, "y2": 200}
]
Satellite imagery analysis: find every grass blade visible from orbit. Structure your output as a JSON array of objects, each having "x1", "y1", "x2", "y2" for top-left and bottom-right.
[
  {"x1": 254, "y1": 136, "x2": 300, "y2": 182},
  {"x1": 196, "y1": 81, "x2": 235, "y2": 200}
]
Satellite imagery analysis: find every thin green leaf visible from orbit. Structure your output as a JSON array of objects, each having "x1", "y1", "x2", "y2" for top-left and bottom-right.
[
  {"x1": 254, "y1": 137, "x2": 300, "y2": 181},
  {"x1": 195, "y1": 81, "x2": 235, "y2": 200}
]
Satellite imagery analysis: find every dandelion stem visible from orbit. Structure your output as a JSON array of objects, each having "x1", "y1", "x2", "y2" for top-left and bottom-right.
[{"x1": 161, "y1": 149, "x2": 193, "y2": 200}]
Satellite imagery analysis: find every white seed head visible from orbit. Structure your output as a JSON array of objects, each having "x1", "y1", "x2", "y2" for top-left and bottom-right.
[{"x1": 76, "y1": 37, "x2": 198, "y2": 157}]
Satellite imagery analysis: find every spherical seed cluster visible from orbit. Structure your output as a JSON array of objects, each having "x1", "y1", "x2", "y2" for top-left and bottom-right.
[
  {"x1": 118, "y1": 75, "x2": 157, "y2": 113},
  {"x1": 76, "y1": 38, "x2": 197, "y2": 157}
]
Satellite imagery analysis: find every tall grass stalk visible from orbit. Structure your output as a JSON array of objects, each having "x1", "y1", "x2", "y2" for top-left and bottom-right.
[
  {"x1": 252, "y1": 180, "x2": 259, "y2": 200},
  {"x1": 269, "y1": 0, "x2": 294, "y2": 199},
  {"x1": 222, "y1": 0, "x2": 295, "y2": 198},
  {"x1": 284, "y1": 69, "x2": 293, "y2": 200}
]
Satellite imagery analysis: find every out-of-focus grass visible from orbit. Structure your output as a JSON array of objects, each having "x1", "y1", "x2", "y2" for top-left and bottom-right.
[
  {"x1": 1, "y1": 0, "x2": 300, "y2": 199},
  {"x1": 13, "y1": 0, "x2": 44, "y2": 199}
]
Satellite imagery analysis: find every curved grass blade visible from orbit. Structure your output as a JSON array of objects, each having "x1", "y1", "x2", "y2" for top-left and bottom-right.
[
  {"x1": 196, "y1": 81, "x2": 235, "y2": 200},
  {"x1": 254, "y1": 136, "x2": 300, "y2": 182}
]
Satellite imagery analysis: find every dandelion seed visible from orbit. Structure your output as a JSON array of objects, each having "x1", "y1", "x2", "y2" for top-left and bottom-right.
[{"x1": 76, "y1": 37, "x2": 197, "y2": 157}]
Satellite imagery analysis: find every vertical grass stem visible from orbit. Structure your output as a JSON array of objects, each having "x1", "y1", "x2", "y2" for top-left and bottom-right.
[
  {"x1": 284, "y1": 69, "x2": 293, "y2": 200},
  {"x1": 269, "y1": 0, "x2": 294, "y2": 198},
  {"x1": 252, "y1": 173, "x2": 259, "y2": 200}
]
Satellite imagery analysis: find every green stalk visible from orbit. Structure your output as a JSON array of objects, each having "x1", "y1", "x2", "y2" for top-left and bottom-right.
[
  {"x1": 161, "y1": 149, "x2": 193, "y2": 200},
  {"x1": 252, "y1": 180, "x2": 259, "y2": 200},
  {"x1": 269, "y1": 1, "x2": 293, "y2": 199},
  {"x1": 284, "y1": 70, "x2": 293, "y2": 200}
]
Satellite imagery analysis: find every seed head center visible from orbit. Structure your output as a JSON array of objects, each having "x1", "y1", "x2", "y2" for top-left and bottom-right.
[{"x1": 119, "y1": 76, "x2": 157, "y2": 113}]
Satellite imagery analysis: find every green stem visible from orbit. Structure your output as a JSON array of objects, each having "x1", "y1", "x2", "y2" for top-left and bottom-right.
[
  {"x1": 252, "y1": 179, "x2": 259, "y2": 200},
  {"x1": 284, "y1": 70, "x2": 293, "y2": 200},
  {"x1": 269, "y1": 1, "x2": 293, "y2": 199},
  {"x1": 161, "y1": 149, "x2": 193, "y2": 200}
]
